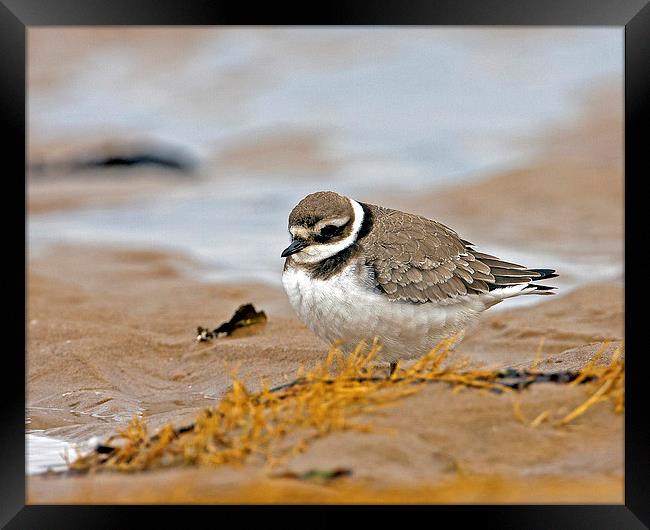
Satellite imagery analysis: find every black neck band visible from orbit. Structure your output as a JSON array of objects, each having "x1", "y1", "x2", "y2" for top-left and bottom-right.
[{"x1": 306, "y1": 201, "x2": 374, "y2": 280}]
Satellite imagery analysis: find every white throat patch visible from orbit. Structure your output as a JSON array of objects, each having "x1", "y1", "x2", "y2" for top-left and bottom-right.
[{"x1": 290, "y1": 198, "x2": 365, "y2": 264}]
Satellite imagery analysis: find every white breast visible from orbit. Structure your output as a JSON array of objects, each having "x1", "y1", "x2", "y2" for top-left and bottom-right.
[{"x1": 281, "y1": 259, "x2": 486, "y2": 362}]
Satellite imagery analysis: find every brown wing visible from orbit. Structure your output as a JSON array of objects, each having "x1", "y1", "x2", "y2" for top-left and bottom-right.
[{"x1": 360, "y1": 204, "x2": 554, "y2": 304}]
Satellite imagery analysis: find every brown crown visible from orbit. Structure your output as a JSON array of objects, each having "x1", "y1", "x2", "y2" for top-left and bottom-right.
[{"x1": 288, "y1": 191, "x2": 353, "y2": 227}]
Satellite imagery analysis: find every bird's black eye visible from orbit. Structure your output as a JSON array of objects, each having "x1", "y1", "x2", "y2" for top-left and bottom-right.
[{"x1": 319, "y1": 224, "x2": 345, "y2": 238}]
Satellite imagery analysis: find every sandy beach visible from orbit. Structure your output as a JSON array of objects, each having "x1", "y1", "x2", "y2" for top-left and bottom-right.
[
  {"x1": 26, "y1": 28, "x2": 624, "y2": 504},
  {"x1": 26, "y1": 247, "x2": 623, "y2": 503}
]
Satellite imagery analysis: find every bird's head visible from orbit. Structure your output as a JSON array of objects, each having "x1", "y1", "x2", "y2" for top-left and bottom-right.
[{"x1": 282, "y1": 191, "x2": 364, "y2": 263}]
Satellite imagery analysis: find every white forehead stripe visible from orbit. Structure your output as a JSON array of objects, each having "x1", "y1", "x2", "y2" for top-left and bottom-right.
[
  {"x1": 290, "y1": 198, "x2": 365, "y2": 264},
  {"x1": 314, "y1": 216, "x2": 350, "y2": 231},
  {"x1": 289, "y1": 226, "x2": 310, "y2": 239}
]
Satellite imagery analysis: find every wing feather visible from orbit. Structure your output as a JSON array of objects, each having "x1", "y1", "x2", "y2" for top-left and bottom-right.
[{"x1": 360, "y1": 203, "x2": 555, "y2": 303}]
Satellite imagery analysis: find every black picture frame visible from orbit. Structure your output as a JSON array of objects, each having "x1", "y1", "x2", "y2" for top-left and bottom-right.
[{"x1": 4, "y1": 1, "x2": 648, "y2": 527}]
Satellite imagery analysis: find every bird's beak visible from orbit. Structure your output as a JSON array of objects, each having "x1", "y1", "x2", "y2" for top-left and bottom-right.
[{"x1": 281, "y1": 239, "x2": 308, "y2": 257}]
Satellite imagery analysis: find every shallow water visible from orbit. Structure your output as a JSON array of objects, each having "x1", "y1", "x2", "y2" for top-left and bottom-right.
[
  {"x1": 26, "y1": 433, "x2": 75, "y2": 475},
  {"x1": 30, "y1": 28, "x2": 622, "y2": 181},
  {"x1": 27, "y1": 174, "x2": 622, "y2": 307}
]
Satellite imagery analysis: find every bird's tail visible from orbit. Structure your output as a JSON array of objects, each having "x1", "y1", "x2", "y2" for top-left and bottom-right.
[
  {"x1": 490, "y1": 269, "x2": 558, "y2": 299},
  {"x1": 524, "y1": 268, "x2": 559, "y2": 294},
  {"x1": 465, "y1": 248, "x2": 558, "y2": 297}
]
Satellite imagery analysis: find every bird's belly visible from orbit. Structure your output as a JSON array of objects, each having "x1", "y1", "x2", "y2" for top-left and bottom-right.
[{"x1": 282, "y1": 263, "x2": 483, "y2": 362}]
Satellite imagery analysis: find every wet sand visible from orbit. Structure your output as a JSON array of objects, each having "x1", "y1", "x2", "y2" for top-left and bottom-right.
[{"x1": 27, "y1": 241, "x2": 623, "y2": 502}]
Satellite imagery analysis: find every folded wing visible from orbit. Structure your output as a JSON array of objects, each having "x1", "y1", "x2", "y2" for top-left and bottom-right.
[{"x1": 361, "y1": 204, "x2": 557, "y2": 304}]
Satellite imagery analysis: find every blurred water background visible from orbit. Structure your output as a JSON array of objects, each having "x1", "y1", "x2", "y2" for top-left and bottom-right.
[{"x1": 28, "y1": 27, "x2": 622, "y2": 286}]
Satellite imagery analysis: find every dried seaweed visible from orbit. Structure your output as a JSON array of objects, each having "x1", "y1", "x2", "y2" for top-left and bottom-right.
[
  {"x1": 559, "y1": 344, "x2": 624, "y2": 424},
  {"x1": 196, "y1": 303, "x2": 267, "y2": 341},
  {"x1": 512, "y1": 342, "x2": 624, "y2": 428}
]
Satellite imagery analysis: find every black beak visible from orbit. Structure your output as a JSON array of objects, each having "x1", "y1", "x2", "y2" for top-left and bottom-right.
[{"x1": 281, "y1": 240, "x2": 308, "y2": 257}]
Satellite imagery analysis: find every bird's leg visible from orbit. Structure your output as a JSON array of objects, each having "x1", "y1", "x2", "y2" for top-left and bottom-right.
[{"x1": 388, "y1": 362, "x2": 398, "y2": 378}]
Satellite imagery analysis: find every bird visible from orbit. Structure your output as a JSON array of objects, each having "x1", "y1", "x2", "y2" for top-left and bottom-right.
[{"x1": 281, "y1": 191, "x2": 557, "y2": 373}]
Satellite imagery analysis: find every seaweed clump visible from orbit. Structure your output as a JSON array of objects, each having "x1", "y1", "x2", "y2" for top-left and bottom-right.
[
  {"x1": 513, "y1": 342, "x2": 624, "y2": 428},
  {"x1": 196, "y1": 303, "x2": 267, "y2": 341},
  {"x1": 559, "y1": 343, "x2": 624, "y2": 424}
]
